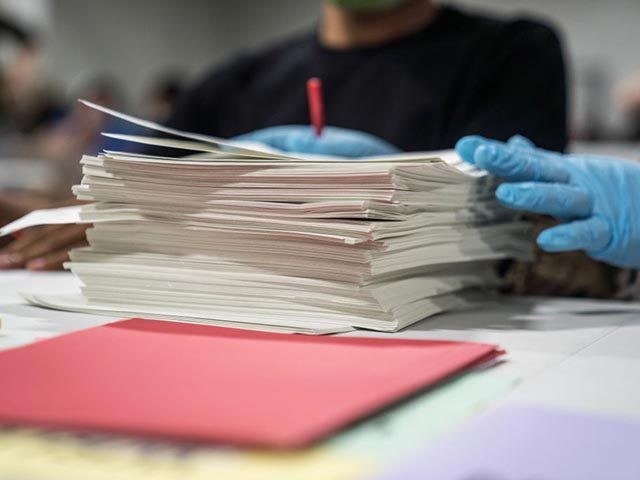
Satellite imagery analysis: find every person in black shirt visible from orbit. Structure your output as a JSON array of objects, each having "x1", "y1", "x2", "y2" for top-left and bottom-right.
[
  {"x1": 168, "y1": 0, "x2": 623, "y2": 301},
  {"x1": 166, "y1": 0, "x2": 568, "y2": 154},
  {"x1": 0, "y1": 0, "x2": 570, "y2": 272}
]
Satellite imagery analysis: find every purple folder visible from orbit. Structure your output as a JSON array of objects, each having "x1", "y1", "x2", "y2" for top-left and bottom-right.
[{"x1": 374, "y1": 404, "x2": 640, "y2": 480}]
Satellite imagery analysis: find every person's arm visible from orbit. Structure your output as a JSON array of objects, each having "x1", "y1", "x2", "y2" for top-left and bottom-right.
[
  {"x1": 0, "y1": 223, "x2": 89, "y2": 270},
  {"x1": 0, "y1": 196, "x2": 89, "y2": 271},
  {"x1": 456, "y1": 135, "x2": 640, "y2": 269},
  {"x1": 450, "y1": 20, "x2": 568, "y2": 152}
]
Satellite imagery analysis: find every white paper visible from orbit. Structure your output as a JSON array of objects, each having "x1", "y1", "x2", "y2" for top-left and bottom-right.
[
  {"x1": 22, "y1": 292, "x2": 352, "y2": 335},
  {"x1": 0, "y1": 206, "x2": 84, "y2": 237},
  {"x1": 81, "y1": 99, "x2": 303, "y2": 160}
]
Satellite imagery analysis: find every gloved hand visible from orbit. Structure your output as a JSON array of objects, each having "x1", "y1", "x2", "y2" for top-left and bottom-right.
[
  {"x1": 455, "y1": 135, "x2": 640, "y2": 269},
  {"x1": 233, "y1": 125, "x2": 400, "y2": 158}
]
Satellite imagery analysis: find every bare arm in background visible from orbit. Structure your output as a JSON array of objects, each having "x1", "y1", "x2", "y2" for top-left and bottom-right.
[{"x1": 0, "y1": 195, "x2": 89, "y2": 271}]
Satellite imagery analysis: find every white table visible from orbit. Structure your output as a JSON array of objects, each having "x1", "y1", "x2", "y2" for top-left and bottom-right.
[{"x1": 2, "y1": 271, "x2": 640, "y2": 420}]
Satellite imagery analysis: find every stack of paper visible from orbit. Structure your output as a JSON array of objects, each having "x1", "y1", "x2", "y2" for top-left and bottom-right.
[{"x1": 23, "y1": 101, "x2": 530, "y2": 334}]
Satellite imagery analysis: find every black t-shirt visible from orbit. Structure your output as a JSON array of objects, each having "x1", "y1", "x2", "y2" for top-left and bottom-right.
[{"x1": 166, "y1": 5, "x2": 567, "y2": 152}]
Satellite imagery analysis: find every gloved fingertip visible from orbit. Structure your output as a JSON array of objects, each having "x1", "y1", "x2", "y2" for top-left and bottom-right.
[
  {"x1": 495, "y1": 183, "x2": 517, "y2": 205},
  {"x1": 507, "y1": 135, "x2": 535, "y2": 150},
  {"x1": 455, "y1": 136, "x2": 483, "y2": 164},
  {"x1": 536, "y1": 229, "x2": 576, "y2": 252},
  {"x1": 475, "y1": 144, "x2": 498, "y2": 170}
]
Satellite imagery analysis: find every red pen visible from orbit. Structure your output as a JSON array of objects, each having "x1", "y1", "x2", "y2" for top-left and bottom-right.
[{"x1": 306, "y1": 77, "x2": 325, "y2": 137}]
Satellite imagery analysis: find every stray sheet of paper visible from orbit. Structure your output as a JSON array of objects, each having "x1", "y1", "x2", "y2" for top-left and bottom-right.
[{"x1": 0, "y1": 206, "x2": 84, "y2": 237}]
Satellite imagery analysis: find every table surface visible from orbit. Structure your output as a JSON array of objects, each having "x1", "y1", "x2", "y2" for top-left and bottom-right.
[{"x1": 2, "y1": 270, "x2": 640, "y2": 421}]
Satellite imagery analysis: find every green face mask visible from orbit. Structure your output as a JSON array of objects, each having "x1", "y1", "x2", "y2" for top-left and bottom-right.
[{"x1": 329, "y1": 0, "x2": 409, "y2": 12}]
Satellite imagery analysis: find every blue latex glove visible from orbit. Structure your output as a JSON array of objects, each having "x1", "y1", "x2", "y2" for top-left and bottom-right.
[
  {"x1": 456, "y1": 135, "x2": 640, "y2": 269},
  {"x1": 234, "y1": 125, "x2": 400, "y2": 158}
]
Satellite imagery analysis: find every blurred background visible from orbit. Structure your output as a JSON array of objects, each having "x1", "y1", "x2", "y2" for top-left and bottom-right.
[{"x1": 1, "y1": 0, "x2": 639, "y2": 196}]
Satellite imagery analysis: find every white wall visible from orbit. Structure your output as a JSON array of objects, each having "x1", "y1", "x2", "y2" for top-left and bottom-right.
[
  {"x1": 43, "y1": 0, "x2": 319, "y2": 108},
  {"x1": 41, "y1": 0, "x2": 640, "y2": 138}
]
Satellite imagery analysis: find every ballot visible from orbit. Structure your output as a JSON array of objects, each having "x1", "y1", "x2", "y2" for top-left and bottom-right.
[
  {"x1": 16, "y1": 100, "x2": 531, "y2": 334},
  {"x1": 0, "y1": 318, "x2": 503, "y2": 448}
]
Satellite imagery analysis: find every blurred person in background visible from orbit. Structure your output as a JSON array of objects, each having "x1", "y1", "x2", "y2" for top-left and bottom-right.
[
  {"x1": 142, "y1": 71, "x2": 184, "y2": 124},
  {"x1": 0, "y1": 14, "x2": 61, "y2": 155},
  {"x1": 0, "y1": 5, "x2": 81, "y2": 265},
  {"x1": 615, "y1": 71, "x2": 640, "y2": 140},
  {"x1": 168, "y1": 0, "x2": 567, "y2": 153},
  {"x1": 28, "y1": 71, "x2": 179, "y2": 195},
  {"x1": 33, "y1": 72, "x2": 135, "y2": 190}
]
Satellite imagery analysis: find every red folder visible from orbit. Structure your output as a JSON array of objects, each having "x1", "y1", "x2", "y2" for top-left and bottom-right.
[{"x1": 0, "y1": 319, "x2": 503, "y2": 447}]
